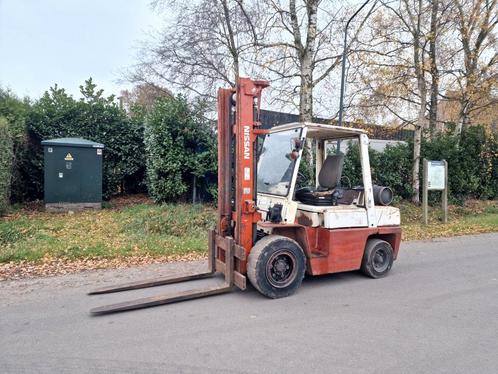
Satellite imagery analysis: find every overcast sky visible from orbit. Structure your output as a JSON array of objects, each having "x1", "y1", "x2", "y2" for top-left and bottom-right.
[{"x1": 0, "y1": 0, "x2": 162, "y2": 99}]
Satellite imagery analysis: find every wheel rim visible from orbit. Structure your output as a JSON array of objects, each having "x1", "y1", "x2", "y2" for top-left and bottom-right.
[
  {"x1": 372, "y1": 246, "x2": 390, "y2": 273},
  {"x1": 265, "y1": 250, "x2": 297, "y2": 288}
]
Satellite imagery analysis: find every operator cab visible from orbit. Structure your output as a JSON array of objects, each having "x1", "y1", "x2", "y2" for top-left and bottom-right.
[{"x1": 256, "y1": 122, "x2": 400, "y2": 230}]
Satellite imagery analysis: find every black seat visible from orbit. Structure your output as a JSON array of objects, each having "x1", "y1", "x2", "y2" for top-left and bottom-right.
[{"x1": 295, "y1": 154, "x2": 344, "y2": 206}]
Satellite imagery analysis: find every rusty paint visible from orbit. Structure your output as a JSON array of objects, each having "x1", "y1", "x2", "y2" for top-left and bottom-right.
[{"x1": 296, "y1": 211, "x2": 314, "y2": 226}]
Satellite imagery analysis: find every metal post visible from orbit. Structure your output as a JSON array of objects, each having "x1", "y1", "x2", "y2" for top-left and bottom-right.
[
  {"x1": 337, "y1": 0, "x2": 372, "y2": 153},
  {"x1": 337, "y1": 0, "x2": 372, "y2": 128},
  {"x1": 423, "y1": 159, "x2": 428, "y2": 225},
  {"x1": 442, "y1": 160, "x2": 448, "y2": 224}
]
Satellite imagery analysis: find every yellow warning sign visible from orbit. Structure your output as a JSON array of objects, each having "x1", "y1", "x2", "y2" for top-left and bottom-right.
[{"x1": 64, "y1": 153, "x2": 74, "y2": 161}]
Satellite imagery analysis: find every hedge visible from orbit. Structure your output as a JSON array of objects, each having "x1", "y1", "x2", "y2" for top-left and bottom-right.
[
  {"x1": 144, "y1": 96, "x2": 217, "y2": 203},
  {"x1": 342, "y1": 125, "x2": 498, "y2": 203},
  {"x1": 0, "y1": 117, "x2": 13, "y2": 214}
]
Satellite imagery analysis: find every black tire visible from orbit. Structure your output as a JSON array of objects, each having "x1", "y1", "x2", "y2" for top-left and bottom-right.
[
  {"x1": 247, "y1": 235, "x2": 306, "y2": 299},
  {"x1": 361, "y1": 239, "x2": 394, "y2": 278}
]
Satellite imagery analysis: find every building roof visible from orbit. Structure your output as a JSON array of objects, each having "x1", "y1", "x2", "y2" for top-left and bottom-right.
[{"x1": 270, "y1": 122, "x2": 367, "y2": 139}]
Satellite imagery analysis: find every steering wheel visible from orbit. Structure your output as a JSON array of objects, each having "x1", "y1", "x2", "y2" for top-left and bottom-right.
[{"x1": 340, "y1": 175, "x2": 352, "y2": 189}]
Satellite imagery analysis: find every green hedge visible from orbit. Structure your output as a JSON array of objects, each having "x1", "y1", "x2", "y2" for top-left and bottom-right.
[
  {"x1": 342, "y1": 125, "x2": 498, "y2": 202},
  {"x1": 342, "y1": 141, "x2": 413, "y2": 200},
  {"x1": 0, "y1": 88, "x2": 31, "y2": 202},
  {"x1": 0, "y1": 117, "x2": 13, "y2": 214},
  {"x1": 144, "y1": 96, "x2": 217, "y2": 202}
]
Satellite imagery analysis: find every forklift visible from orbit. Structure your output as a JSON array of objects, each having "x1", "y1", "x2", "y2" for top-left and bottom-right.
[{"x1": 89, "y1": 78, "x2": 401, "y2": 314}]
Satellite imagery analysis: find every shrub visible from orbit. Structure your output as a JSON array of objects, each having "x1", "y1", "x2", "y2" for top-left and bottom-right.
[
  {"x1": 0, "y1": 117, "x2": 13, "y2": 214},
  {"x1": 144, "y1": 96, "x2": 217, "y2": 202},
  {"x1": 376, "y1": 143, "x2": 412, "y2": 199},
  {"x1": 0, "y1": 88, "x2": 31, "y2": 202},
  {"x1": 341, "y1": 141, "x2": 364, "y2": 188}
]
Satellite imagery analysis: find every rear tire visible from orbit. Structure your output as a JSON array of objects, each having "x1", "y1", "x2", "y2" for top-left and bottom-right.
[
  {"x1": 361, "y1": 239, "x2": 394, "y2": 278},
  {"x1": 247, "y1": 235, "x2": 306, "y2": 299}
]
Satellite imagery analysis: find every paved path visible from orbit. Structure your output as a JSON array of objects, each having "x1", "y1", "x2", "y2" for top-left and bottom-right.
[{"x1": 1, "y1": 233, "x2": 497, "y2": 374}]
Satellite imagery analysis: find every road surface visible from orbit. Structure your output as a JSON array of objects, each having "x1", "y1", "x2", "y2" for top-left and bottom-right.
[{"x1": 1, "y1": 233, "x2": 497, "y2": 373}]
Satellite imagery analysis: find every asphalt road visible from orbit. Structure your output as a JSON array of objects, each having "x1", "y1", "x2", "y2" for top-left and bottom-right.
[{"x1": 1, "y1": 233, "x2": 498, "y2": 374}]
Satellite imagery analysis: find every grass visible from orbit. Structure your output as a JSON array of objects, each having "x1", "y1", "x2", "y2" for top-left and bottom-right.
[
  {"x1": 399, "y1": 200, "x2": 498, "y2": 240},
  {"x1": 1, "y1": 197, "x2": 497, "y2": 264},
  {"x1": 0, "y1": 201, "x2": 215, "y2": 263}
]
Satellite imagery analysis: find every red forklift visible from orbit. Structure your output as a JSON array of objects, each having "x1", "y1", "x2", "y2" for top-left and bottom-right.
[{"x1": 89, "y1": 78, "x2": 401, "y2": 314}]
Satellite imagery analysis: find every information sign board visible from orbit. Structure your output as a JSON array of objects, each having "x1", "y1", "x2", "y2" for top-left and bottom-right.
[
  {"x1": 427, "y1": 161, "x2": 445, "y2": 190},
  {"x1": 423, "y1": 159, "x2": 448, "y2": 225}
]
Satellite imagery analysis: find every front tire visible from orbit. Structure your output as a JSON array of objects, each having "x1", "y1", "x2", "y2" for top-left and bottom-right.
[
  {"x1": 247, "y1": 235, "x2": 306, "y2": 299},
  {"x1": 361, "y1": 239, "x2": 394, "y2": 278}
]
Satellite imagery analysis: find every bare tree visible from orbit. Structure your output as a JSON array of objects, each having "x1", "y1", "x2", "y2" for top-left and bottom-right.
[
  {"x1": 403, "y1": 0, "x2": 429, "y2": 204},
  {"x1": 239, "y1": 0, "x2": 377, "y2": 178},
  {"x1": 130, "y1": 0, "x2": 259, "y2": 104},
  {"x1": 353, "y1": 0, "x2": 438, "y2": 203},
  {"x1": 336, "y1": 0, "x2": 496, "y2": 200},
  {"x1": 119, "y1": 83, "x2": 172, "y2": 114},
  {"x1": 448, "y1": 0, "x2": 498, "y2": 135},
  {"x1": 247, "y1": 0, "x2": 377, "y2": 121}
]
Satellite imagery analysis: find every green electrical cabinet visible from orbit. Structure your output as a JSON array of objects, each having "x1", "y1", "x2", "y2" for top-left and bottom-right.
[{"x1": 42, "y1": 138, "x2": 104, "y2": 212}]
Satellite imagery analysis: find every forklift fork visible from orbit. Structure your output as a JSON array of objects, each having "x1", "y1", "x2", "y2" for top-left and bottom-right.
[{"x1": 88, "y1": 230, "x2": 246, "y2": 315}]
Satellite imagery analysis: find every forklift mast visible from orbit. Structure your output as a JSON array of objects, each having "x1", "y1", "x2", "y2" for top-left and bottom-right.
[{"x1": 217, "y1": 79, "x2": 269, "y2": 270}]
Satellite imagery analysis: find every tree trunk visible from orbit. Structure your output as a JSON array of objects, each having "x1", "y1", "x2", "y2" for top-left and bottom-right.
[
  {"x1": 428, "y1": 0, "x2": 439, "y2": 136},
  {"x1": 455, "y1": 98, "x2": 471, "y2": 137},
  {"x1": 295, "y1": 0, "x2": 318, "y2": 122},
  {"x1": 411, "y1": 121, "x2": 424, "y2": 204},
  {"x1": 300, "y1": 56, "x2": 315, "y2": 183},
  {"x1": 411, "y1": 0, "x2": 427, "y2": 204},
  {"x1": 292, "y1": 0, "x2": 319, "y2": 181},
  {"x1": 299, "y1": 64, "x2": 313, "y2": 123},
  {"x1": 412, "y1": 75, "x2": 427, "y2": 204}
]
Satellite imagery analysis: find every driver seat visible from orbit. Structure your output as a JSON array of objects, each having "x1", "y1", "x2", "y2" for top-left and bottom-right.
[{"x1": 295, "y1": 154, "x2": 344, "y2": 206}]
